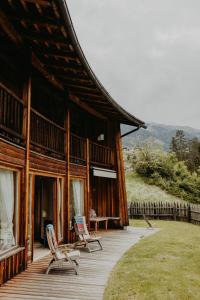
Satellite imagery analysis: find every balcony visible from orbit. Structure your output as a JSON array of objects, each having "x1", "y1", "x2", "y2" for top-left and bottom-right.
[
  {"x1": 0, "y1": 82, "x2": 115, "y2": 166},
  {"x1": 70, "y1": 133, "x2": 86, "y2": 165},
  {"x1": 30, "y1": 108, "x2": 65, "y2": 159},
  {"x1": 0, "y1": 83, "x2": 23, "y2": 144},
  {"x1": 70, "y1": 135, "x2": 115, "y2": 168},
  {"x1": 90, "y1": 141, "x2": 115, "y2": 168}
]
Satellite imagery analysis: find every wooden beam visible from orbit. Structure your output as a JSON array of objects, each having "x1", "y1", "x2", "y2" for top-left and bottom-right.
[
  {"x1": 32, "y1": 52, "x2": 64, "y2": 91},
  {"x1": 23, "y1": 0, "x2": 52, "y2": 5},
  {"x1": 8, "y1": 14, "x2": 61, "y2": 27},
  {"x1": 36, "y1": 48, "x2": 76, "y2": 59},
  {"x1": 47, "y1": 69, "x2": 89, "y2": 80},
  {"x1": 23, "y1": 67, "x2": 32, "y2": 268},
  {"x1": 58, "y1": 78, "x2": 95, "y2": 88},
  {"x1": 69, "y1": 92, "x2": 106, "y2": 120},
  {"x1": 65, "y1": 109, "x2": 70, "y2": 242},
  {"x1": 86, "y1": 138, "x2": 90, "y2": 227},
  {"x1": 22, "y1": 32, "x2": 68, "y2": 45},
  {"x1": 43, "y1": 60, "x2": 84, "y2": 71},
  {"x1": 57, "y1": 75, "x2": 92, "y2": 84},
  {"x1": 69, "y1": 89, "x2": 103, "y2": 98},
  {"x1": 66, "y1": 85, "x2": 101, "y2": 95},
  {"x1": 0, "y1": 9, "x2": 23, "y2": 46}
]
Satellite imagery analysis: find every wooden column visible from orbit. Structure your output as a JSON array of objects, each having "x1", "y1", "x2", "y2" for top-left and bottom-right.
[
  {"x1": 86, "y1": 138, "x2": 90, "y2": 226},
  {"x1": 23, "y1": 67, "x2": 32, "y2": 267},
  {"x1": 65, "y1": 109, "x2": 70, "y2": 242},
  {"x1": 115, "y1": 123, "x2": 129, "y2": 226}
]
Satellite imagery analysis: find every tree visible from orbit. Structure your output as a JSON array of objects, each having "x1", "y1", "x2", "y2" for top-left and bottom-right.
[{"x1": 170, "y1": 130, "x2": 189, "y2": 161}]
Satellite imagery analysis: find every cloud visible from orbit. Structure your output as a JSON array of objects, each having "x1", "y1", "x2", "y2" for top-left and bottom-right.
[{"x1": 67, "y1": 0, "x2": 200, "y2": 129}]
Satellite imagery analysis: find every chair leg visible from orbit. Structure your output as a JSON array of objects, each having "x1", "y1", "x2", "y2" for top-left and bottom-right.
[
  {"x1": 74, "y1": 260, "x2": 79, "y2": 266},
  {"x1": 87, "y1": 240, "x2": 103, "y2": 252},
  {"x1": 68, "y1": 258, "x2": 79, "y2": 275},
  {"x1": 98, "y1": 240, "x2": 103, "y2": 250},
  {"x1": 46, "y1": 258, "x2": 54, "y2": 274}
]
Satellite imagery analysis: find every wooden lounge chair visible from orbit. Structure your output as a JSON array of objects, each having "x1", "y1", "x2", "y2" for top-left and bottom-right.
[
  {"x1": 74, "y1": 216, "x2": 103, "y2": 253},
  {"x1": 46, "y1": 224, "x2": 80, "y2": 275}
]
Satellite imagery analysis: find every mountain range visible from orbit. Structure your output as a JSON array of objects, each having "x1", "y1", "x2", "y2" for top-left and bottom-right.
[{"x1": 121, "y1": 123, "x2": 200, "y2": 151}]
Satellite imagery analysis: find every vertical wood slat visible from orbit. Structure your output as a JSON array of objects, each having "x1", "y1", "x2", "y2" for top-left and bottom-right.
[
  {"x1": 0, "y1": 82, "x2": 23, "y2": 141},
  {"x1": 30, "y1": 108, "x2": 65, "y2": 156},
  {"x1": 70, "y1": 133, "x2": 86, "y2": 164},
  {"x1": 89, "y1": 141, "x2": 114, "y2": 167},
  {"x1": 0, "y1": 249, "x2": 25, "y2": 286}
]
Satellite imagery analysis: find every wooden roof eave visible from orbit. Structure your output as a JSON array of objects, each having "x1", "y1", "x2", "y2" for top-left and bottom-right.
[{"x1": 57, "y1": 0, "x2": 146, "y2": 128}]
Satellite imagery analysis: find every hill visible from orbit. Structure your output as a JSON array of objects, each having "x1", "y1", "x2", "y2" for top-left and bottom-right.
[
  {"x1": 122, "y1": 122, "x2": 200, "y2": 151},
  {"x1": 126, "y1": 173, "x2": 185, "y2": 203}
]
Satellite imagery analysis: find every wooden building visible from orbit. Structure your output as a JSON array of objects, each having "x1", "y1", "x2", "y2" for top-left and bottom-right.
[{"x1": 0, "y1": 0, "x2": 145, "y2": 285}]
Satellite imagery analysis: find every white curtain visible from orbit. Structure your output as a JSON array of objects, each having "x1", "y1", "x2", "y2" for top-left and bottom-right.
[
  {"x1": 0, "y1": 170, "x2": 15, "y2": 251},
  {"x1": 72, "y1": 180, "x2": 84, "y2": 216}
]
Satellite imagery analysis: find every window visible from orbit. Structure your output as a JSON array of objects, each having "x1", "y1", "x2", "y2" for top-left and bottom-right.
[
  {"x1": 70, "y1": 179, "x2": 84, "y2": 228},
  {"x1": 0, "y1": 169, "x2": 19, "y2": 253},
  {"x1": 57, "y1": 178, "x2": 63, "y2": 241}
]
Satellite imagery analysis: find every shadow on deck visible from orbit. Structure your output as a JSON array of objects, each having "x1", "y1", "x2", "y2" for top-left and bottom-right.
[{"x1": 0, "y1": 227, "x2": 158, "y2": 300}]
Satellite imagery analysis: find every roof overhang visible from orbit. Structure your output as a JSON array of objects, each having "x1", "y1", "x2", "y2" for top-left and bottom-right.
[{"x1": 0, "y1": 0, "x2": 146, "y2": 128}]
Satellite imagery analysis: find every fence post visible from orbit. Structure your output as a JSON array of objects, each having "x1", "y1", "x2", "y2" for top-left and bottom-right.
[
  {"x1": 187, "y1": 204, "x2": 191, "y2": 223},
  {"x1": 173, "y1": 203, "x2": 177, "y2": 221}
]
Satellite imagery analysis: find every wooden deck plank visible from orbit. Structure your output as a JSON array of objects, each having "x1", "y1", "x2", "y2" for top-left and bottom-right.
[{"x1": 0, "y1": 227, "x2": 158, "y2": 300}]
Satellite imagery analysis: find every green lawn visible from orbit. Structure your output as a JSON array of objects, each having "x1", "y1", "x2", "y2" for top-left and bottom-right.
[
  {"x1": 126, "y1": 173, "x2": 184, "y2": 203},
  {"x1": 104, "y1": 220, "x2": 200, "y2": 300}
]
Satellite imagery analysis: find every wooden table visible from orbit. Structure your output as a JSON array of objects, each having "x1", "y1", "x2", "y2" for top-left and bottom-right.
[{"x1": 90, "y1": 217, "x2": 109, "y2": 231}]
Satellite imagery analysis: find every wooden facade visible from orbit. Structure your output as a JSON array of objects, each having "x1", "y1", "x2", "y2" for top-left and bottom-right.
[{"x1": 0, "y1": 0, "x2": 145, "y2": 285}]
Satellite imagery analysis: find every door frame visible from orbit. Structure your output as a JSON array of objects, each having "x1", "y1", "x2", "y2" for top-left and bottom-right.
[{"x1": 28, "y1": 171, "x2": 65, "y2": 262}]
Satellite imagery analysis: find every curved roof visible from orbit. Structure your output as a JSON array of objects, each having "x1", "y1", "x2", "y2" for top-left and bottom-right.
[{"x1": 0, "y1": 0, "x2": 146, "y2": 127}]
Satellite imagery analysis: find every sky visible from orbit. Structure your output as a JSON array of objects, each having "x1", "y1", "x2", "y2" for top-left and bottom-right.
[{"x1": 67, "y1": 0, "x2": 200, "y2": 129}]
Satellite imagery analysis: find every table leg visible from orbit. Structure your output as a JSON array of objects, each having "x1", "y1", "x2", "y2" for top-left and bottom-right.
[
  {"x1": 105, "y1": 219, "x2": 108, "y2": 230},
  {"x1": 95, "y1": 221, "x2": 98, "y2": 232}
]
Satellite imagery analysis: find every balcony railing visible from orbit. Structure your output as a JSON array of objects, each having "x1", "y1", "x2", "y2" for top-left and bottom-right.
[
  {"x1": 30, "y1": 108, "x2": 65, "y2": 158},
  {"x1": 70, "y1": 133, "x2": 86, "y2": 165},
  {"x1": 0, "y1": 83, "x2": 23, "y2": 143},
  {"x1": 90, "y1": 141, "x2": 114, "y2": 167}
]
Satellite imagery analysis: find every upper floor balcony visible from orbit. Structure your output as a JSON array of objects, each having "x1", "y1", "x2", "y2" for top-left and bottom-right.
[
  {"x1": 0, "y1": 83, "x2": 115, "y2": 168},
  {"x1": 0, "y1": 83, "x2": 24, "y2": 144}
]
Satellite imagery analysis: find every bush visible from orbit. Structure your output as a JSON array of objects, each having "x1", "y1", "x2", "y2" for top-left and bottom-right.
[{"x1": 127, "y1": 146, "x2": 200, "y2": 203}]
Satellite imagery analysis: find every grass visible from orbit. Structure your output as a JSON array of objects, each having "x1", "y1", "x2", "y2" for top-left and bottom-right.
[
  {"x1": 126, "y1": 173, "x2": 184, "y2": 203},
  {"x1": 104, "y1": 220, "x2": 200, "y2": 300}
]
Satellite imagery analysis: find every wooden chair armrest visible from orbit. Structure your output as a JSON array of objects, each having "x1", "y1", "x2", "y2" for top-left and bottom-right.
[
  {"x1": 58, "y1": 244, "x2": 75, "y2": 252},
  {"x1": 89, "y1": 231, "x2": 97, "y2": 237}
]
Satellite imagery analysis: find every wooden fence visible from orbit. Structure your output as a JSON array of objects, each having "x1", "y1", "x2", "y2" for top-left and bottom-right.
[{"x1": 128, "y1": 202, "x2": 200, "y2": 225}]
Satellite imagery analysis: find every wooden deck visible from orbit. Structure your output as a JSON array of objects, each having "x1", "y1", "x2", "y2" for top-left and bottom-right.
[{"x1": 0, "y1": 227, "x2": 158, "y2": 300}]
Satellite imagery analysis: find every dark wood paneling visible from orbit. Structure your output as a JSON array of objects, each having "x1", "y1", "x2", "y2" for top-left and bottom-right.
[
  {"x1": 70, "y1": 163, "x2": 87, "y2": 177},
  {"x1": 30, "y1": 151, "x2": 66, "y2": 175},
  {"x1": 91, "y1": 176, "x2": 118, "y2": 219},
  {"x1": 0, "y1": 139, "x2": 25, "y2": 167}
]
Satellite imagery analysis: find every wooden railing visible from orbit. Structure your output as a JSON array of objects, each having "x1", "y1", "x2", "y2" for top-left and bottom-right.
[
  {"x1": 30, "y1": 108, "x2": 65, "y2": 157},
  {"x1": 90, "y1": 141, "x2": 114, "y2": 167},
  {"x1": 70, "y1": 133, "x2": 86, "y2": 164},
  {"x1": 0, "y1": 83, "x2": 23, "y2": 142},
  {"x1": 128, "y1": 201, "x2": 200, "y2": 225}
]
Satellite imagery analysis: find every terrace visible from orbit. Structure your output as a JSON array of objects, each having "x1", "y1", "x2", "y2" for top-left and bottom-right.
[{"x1": 0, "y1": 227, "x2": 157, "y2": 300}]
